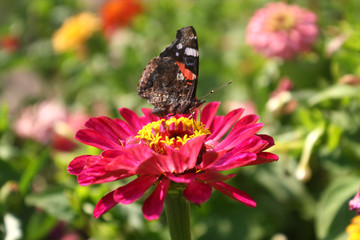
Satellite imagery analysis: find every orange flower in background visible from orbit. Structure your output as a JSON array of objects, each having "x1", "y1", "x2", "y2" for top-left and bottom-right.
[
  {"x1": 52, "y1": 12, "x2": 101, "y2": 54},
  {"x1": 1, "y1": 35, "x2": 19, "y2": 53},
  {"x1": 100, "y1": 0, "x2": 143, "y2": 37}
]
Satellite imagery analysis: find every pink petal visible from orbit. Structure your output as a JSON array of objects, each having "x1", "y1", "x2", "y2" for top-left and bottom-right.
[
  {"x1": 104, "y1": 151, "x2": 139, "y2": 172},
  {"x1": 207, "y1": 108, "x2": 244, "y2": 141},
  {"x1": 166, "y1": 172, "x2": 196, "y2": 183},
  {"x1": 161, "y1": 147, "x2": 186, "y2": 173},
  {"x1": 214, "y1": 123, "x2": 263, "y2": 151},
  {"x1": 85, "y1": 116, "x2": 131, "y2": 142},
  {"x1": 141, "y1": 108, "x2": 160, "y2": 122},
  {"x1": 177, "y1": 135, "x2": 207, "y2": 171},
  {"x1": 233, "y1": 135, "x2": 268, "y2": 152},
  {"x1": 113, "y1": 118, "x2": 135, "y2": 137},
  {"x1": 113, "y1": 175, "x2": 159, "y2": 204},
  {"x1": 210, "y1": 182, "x2": 256, "y2": 207},
  {"x1": 212, "y1": 152, "x2": 257, "y2": 171},
  {"x1": 68, "y1": 155, "x2": 89, "y2": 175},
  {"x1": 104, "y1": 145, "x2": 154, "y2": 173},
  {"x1": 184, "y1": 181, "x2": 212, "y2": 204},
  {"x1": 80, "y1": 156, "x2": 114, "y2": 176},
  {"x1": 76, "y1": 129, "x2": 121, "y2": 150},
  {"x1": 118, "y1": 108, "x2": 145, "y2": 133},
  {"x1": 196, "y1": 170, "x2": 236, "y2": 183},
  {"x1": 136, "y1": 156, "x2": 167, "y2": 175},
  {"x1": 235, "y1": 114, "x2": 259, "y2": 126},
  {"x1": 258, "y1": 134, "x2": 275, "y2": 149},
  {"x1": 255, "y1": 152, "x2": 279, "y2": 164},
  {"x1": 93, "y1": 190, "x2": 118, "y2": 218},
  {"x1": 78, "y1": 172, "x2": 132, "y2": 186},
  {"x1": 142, "y1": 178, "x2": 170, "y2": 220},
  {"x1": 199, "y1": 150, "x2": 222, "y2": 169},
  {"x1": 200, "y1": 102, "x2": 220, "y2": 129},
  {"x1": 77, "y1": 154, "x2": 132, "y2": 185}
]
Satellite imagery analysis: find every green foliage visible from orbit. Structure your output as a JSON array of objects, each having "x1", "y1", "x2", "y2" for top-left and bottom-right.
[{"x1": 1, "y1": 0, "x2": 360, "y2": 239}]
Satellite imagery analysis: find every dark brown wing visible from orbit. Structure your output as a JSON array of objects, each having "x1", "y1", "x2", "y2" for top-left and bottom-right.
[{"x1": 137, "y1": 26, "x2": 204, "y2": 117}]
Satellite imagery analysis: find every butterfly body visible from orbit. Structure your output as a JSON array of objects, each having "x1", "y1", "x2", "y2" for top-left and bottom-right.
[{"x1": 138, "y1": 26, "x2": 204, "y2": 117}]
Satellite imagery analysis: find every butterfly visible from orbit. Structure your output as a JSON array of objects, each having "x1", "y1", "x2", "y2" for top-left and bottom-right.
[{"x1": 138, "y1": 26, "x2": 204, "y2": 117}]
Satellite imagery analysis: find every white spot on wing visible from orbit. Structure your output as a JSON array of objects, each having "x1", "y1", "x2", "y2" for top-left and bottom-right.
[
  {"x1": 176, "y1": 52, "x2": 179, "y2": 56},
  {"x1": 176, "y1": 43, "x2": 183, "y2": 49},
  {"x1": 177, "y1": 72, "x2": 185, "y2": 81},
  {"x1": 185, "y1": 47, "x2": 199, "y2": 57}
]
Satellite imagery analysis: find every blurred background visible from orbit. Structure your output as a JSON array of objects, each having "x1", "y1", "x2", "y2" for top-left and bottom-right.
[{"x1": 1, "y1": 0, "x2": 360, "y2": 239}]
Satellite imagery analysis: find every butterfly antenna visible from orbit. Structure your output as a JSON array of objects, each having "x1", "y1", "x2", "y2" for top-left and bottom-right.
[{"x1": 199, "y1": 81, "x2": 232, "y2": 100}]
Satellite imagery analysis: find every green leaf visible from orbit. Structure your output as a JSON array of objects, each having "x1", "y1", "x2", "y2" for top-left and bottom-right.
[
  {"x1": 19, "y1": 149, "x2": 49, "y2": 195},
  {"x1": 308, "y1": 84, "x2": 360, "y2": 106},
  {"x1": 25, "y1": 211, "x2": 57, "y2": 240},
  {"x1": 0, "y1": 103, "x2": 9, "y2": 132},
  {"x1": 315, "y1": 177, "x2": 359, "y2": 240},
  {"x1": 25, "y1": 187, "x2": 75, "y2": 222}
]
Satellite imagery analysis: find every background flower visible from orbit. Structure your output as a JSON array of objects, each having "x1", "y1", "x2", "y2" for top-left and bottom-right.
[
  {"x1": 1, "y1": 35, "x2": 19, "y2": 53},
  {"x1": 246, "y1": 2, "x2": 318, "y2": 60},
  {"x1": 347, "y1": 216, "x2": 360, "y2": 240},
  {"x1": 100, "y1": 0, "x2": 143, "y2": 37},
  {"x1": 14, "y1": 100, "x2": 88, "y2": 152},
  {"x1": 266, "y1": 77, "x2": 297, "y2": 115},
  {"x1": 52, "y1": 12, "x2": 101, "y2": 54},
  {"x1": 350, "y1": 185, "x2": 360, "y2": 215}
]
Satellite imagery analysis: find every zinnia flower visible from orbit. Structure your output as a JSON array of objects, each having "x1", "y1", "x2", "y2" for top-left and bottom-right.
[
  {"x1": 14, "y1": 100, "x2": 88, "y2": 152},
  {"x1": 246, "y1": 2, "x2": 318, "y2": 60},
  {"x1": 350, "y1": 185, "x2": 360, "y2": 214},
  {"x1": 68, "y1": 102, "x2": 278, "y2": 220},
  {"x1": 100, "y1": 0, "x2": 142, "y2": 37},
  {"x1": 347, "y1": 215, "x2": 360, "y2": 240},
  {"x1": 52, "y1": 12, "x2": 101, "y2": 54}
]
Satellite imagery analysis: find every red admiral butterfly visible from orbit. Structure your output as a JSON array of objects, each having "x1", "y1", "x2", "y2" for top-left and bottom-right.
[{"x1": 138, "y1": 26, "x2": 204, "y2": 117}]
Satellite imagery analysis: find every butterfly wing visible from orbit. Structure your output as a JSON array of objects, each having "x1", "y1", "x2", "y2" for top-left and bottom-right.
[{"x1": 138, "y1": 26, "x2": 204, "y2": 117}]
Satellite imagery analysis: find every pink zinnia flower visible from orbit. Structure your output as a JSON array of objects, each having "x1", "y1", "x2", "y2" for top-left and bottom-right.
[
  {"x1": 14, "y1": 101, "x2": 68, "y2": 144},
  {"x1": 14, "y1": 100, "x2": 88, "y2": 152},
  {"x1": 350, "y1": 185, "x2": 360, "y2": 214},
  {"x1": 246, "y1": 2, "x2": 318, "y2": 60},
  {"x1": 68, "y1": 102, "x2": 278, "y2": 220}
]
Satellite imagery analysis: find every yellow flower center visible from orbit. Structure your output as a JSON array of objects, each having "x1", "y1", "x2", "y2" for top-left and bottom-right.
[
  {"x1": 136, "y1": 117, "x2": 210, "y2": 154},
  {"x1": 267, "y1": 11, "x2": 296, "y2": 32}
]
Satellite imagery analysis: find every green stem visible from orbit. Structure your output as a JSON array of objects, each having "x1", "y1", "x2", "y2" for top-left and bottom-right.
[{"x1": 165, "y1": 189, "x2": 191, "y2": 240}]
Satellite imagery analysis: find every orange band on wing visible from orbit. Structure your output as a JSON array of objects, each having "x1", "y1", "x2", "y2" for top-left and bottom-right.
[{"x1": 176, "y1": 62, "x2": 196, "y2": 83}]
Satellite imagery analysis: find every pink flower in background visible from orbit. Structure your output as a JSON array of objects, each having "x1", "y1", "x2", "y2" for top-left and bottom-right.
[
  {"x1": 246, "y1": 2, "x2": 318, "y2": 60},
  {"x1": 68, "y1": 102, "x2": 278, "y2": 220},
  {"x1": 350, "y1": 185, "x2": 360, "y2": 214},
  {"x1": 266, "y1": 77, "x2": 298, "y2": 115},
  {"x1": 14, "y1": 101, "x2": 67, "y2": 144},
  {"x1": 14, "y1": 100, "x2": 88, "y2": 152}
]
